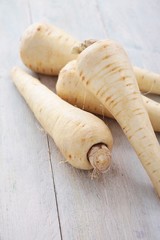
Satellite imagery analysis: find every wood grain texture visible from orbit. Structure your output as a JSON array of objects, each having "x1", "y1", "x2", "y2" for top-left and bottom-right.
[
  {"x1": 0, "y1": 1, "x2": 61, "y2": 239},
  {"x1": 29, "y1": 0, "x2": 160, "y2": 240},
  {"x1": 0, "y1": 0, "x2": 160, "y2": 240}
]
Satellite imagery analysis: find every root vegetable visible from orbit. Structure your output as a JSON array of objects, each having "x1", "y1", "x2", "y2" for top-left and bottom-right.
[
  {"x1": 134, "y1": 66, "x2": 160, "y2": 95},
  {"x1": 11, "y1": 67, "x2": 113, "y2": 173},
  {"x1": 142, "y1": 96, "x2": 160, "y2": 132},
  {"x1": 56, "y1": 60, "x2": 160, "y2": 132},
  {"x1": 76, "y1": 40, "x2": 160, "y2": 196},
  {"x1": 20, "y1": 23, "x2": 79, "y2": 75},
  {"x1": 20, "y1": 22, "x2": 160, "y2": 95}
]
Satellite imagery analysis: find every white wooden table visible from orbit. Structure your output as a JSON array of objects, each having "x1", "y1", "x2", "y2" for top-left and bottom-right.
[{"x1": 0, "y1": 0, "x2": 160, "y2": 239}]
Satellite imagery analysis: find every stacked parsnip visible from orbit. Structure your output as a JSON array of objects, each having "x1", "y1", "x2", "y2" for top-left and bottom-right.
[
  {"x1": 20, "y1": 23, "x2": 160, "y2": 132},
  {"x1": 56, "y1": 60, "x2": 160, "y2": 132},
  {"x1": 20, "y1": 23, "x2": 160, "y2": 95},
  {"x1": 76, "y1": 40, "x2": 160, "y2": 197},
  {"x1": 12, "y1": 22, "x2": 160, "y2": 197}
]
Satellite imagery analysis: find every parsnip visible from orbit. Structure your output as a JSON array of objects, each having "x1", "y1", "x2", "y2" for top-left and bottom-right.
[
  {"x1": 20, "y1": 23, "x2": 79, "y2": 75},
  {"x1": 56, "y1": 60, "x2": 160, "y2": 132},
  {"x1": 11, "y1": 67, "x2": 113, "y2": 173},
  {"x1": 142, "y1": 96, "x2": 160, "y2": 132},
  {"x1": 20, "y1": 22, "x2": 160, "y2": 95},
  {"x1": 134, "y1": 66, "x2": 160, "y2": 95},
  {"x1": 76, "y1": 40, "x2": 160, "y2": 196}
]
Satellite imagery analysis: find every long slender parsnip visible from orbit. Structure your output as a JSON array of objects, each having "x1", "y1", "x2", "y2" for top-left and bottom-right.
[
  {"x1": 76, "y1": 40, "x2": 160, "y2": 196},
  {"x1": 56, "y1": 60, "x2": 160, "y2": 132},
  {"x1": 11, "y1": 67, "x2": 113, "y2": 173},
  {"x1": 20, "y1": 22, "x2": 160, "y2": 95}
]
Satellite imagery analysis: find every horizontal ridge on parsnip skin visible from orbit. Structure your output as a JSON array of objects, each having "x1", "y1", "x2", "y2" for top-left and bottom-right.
[
  {"x1": 20, "y1": 22, "x2": 160, "y2": 95},
  {"x1": 76, "y1": 39, "x2": 160, "y2": 197},
  {"x1": 11, "y1": 67, "x2": 113, "y2": 173}
]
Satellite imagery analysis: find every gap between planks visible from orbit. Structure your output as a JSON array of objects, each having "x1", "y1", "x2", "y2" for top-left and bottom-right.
[
  {"x1": 25, "y1": 2, "x2": 63, "y2": 238},
  {"x1": 47, "y1": 135, "x2": 63, "y2": 240}
]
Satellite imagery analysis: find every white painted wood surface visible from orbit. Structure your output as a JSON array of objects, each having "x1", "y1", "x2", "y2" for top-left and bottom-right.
[
  {"x1": 0, "y1": 0, "x2": 160, "y2": 240},
  {"x1": 0, "y1": 1, "x2": 61, "y2": 240}
]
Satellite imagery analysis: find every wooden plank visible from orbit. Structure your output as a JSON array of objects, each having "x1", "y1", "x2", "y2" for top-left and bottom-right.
[
  {"x1": 30, "y1": 0, "x2": 160, "y2": 240},
  {"x1": 0, "y1": 1, "x2": 61, "y2": 239},
  {"x1": 0, "y1": 0, "x2": 160, "y2": 240},
  {"x1": 28, "y1": 0, "x2": 106, "y2": 41}
]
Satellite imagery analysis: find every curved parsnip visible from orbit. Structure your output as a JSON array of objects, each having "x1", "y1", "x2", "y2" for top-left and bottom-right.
[
  {"x1": 56, "y1": 60, "x2": 160, "y2": 132},
  {"x1": 143, "y1": 96, "x2": 160, "y2": 132},
  {"x1": 20, "y1": 23, "x2": 160, "y2": 95},
  {"x1": 20, "y1": 23, "x2": 79, "y2": 75},
  {"x1": 11, "y1": 67, "x2": 113, "y2": 173},
  {"x1": 134, "y1": 66, "x2": 160, "y2": 95},
  {"x1": 76, "y1": 40, "x2": 160, "y2": 196}
]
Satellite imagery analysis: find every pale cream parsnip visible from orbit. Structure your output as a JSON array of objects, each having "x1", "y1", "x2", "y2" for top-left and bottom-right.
[
  {"x1": 11, "y1": 67, "x2": 113, "y2": 173},
  {"x1": 56, "y1": 60, "x2": 160, "y2": 132},
  {"x1": 76, "y1": 40, "x2": 160, "y2": 197},
  {"x1": 20, "y1": 23, "x2": 79, "y2": 75}
]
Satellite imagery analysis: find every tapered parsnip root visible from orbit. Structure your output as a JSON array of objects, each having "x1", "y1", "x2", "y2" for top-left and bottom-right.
[
  {"x1": 56, "y1": 60, "x2": 160, "y2": 132},
  {"x1": 20, "y1": 23, "x2": 160, "y2": 94},
  {"x1": 11, "y1": 67, "x2": 113, "y2": 173},
  {"x1": 76, "y1": 40, "x2": 160, "y2": 196},
  {"x1": 20, "y1": 23, "x2": 79, "y2": 75},
  {"x1": 142, "y1": 96, "x2": 160, "y2": 132},
  {"x1": 134, "y1": 66, "x2": 160, "y2": 95}
]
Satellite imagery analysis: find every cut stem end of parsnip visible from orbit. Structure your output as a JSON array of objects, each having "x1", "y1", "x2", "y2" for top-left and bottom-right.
[{"x1": 88, "y1": 143, "x2": 111, "y2": 174}]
